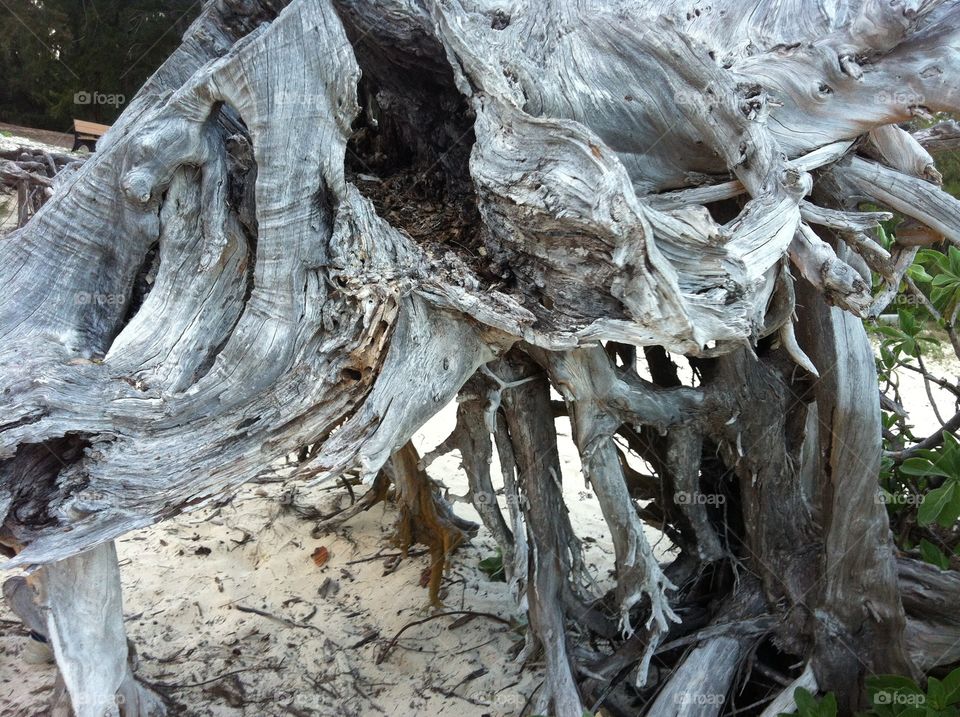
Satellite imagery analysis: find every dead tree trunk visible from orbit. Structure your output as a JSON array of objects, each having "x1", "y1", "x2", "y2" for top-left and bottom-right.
[{"x1": 2, "y1": 1, "x2": 960, "y2": 715}]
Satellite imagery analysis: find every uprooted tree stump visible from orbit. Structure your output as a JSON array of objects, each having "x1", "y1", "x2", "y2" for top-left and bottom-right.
[{"x1": 2, "y1": 1, "x2": 960, "y2": 715}]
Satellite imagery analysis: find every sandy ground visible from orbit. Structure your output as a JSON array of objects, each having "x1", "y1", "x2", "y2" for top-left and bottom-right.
[
  {"x1": 0, "y1": 123, "x2": 73, "y2": 150},
  {"x1": 0, "y1": 407, "x2": 637, "y2": 717},
  {"x1": 889, "y1": 348, "x2": 959, "y2": 439},
  {"x1": 0, "y1": 130, "x2": 957, "y2": 716}
]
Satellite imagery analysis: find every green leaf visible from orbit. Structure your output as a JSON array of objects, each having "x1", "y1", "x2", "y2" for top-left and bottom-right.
[
  {"x1": 949, "y1": 246, "x2": 960, "y2": 275},
  {"x1": 900, "y1": 458, "x2": 952, "y2": 479},
  {"x1": 918, "y1": 484, "x2": 957, "y2": 527},
  {"x1": 794, "y1": 687, "x2": 819, "y2": 717},
  {"x1": 880, "y1": 346, "x2": 897, "y2": 370},
  {"x1": 818, "y1": 691, "x2": 838, "y2": 717},
  {"x1": 478, "y1": 551, "x2": 506, "y2": 582},
  {"x1": 919, "y1": 248, "x2": 949, "y2": 271},
  {"x1": 868, "y1": 675, "x2": 924, "y2": 698},
  {"x1": 876, "y1": 224, "x2": 890, "y2": 248},
  {"x1": 899, "y1": 310, "x2": 918, "y2": 335},
  {"x1": 940, "y1": 433, "x2": 960, "y2": 476},
  {"x1": 919, "y1": 539, "x2": 950, "y2": 570},
  {"x1": 941, "y1": 487, "x2": 960, "y2": 529},
  {"x1": 907, "y1": 264, "x2": 934, "y2": 284},
  {"x1": 942, "y1": 667, "x2": 960, "y2": 705},
  {"x1": 932, "y1": 288, "x2": 951, "y2": 307},
  {"x1": 929, "y1": 677, "x2": 947, "y2": 710}
]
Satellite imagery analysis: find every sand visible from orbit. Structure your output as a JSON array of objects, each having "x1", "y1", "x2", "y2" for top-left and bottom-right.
[{"x1": 0, "y1": 405, "x2": 636, "y2": 717}]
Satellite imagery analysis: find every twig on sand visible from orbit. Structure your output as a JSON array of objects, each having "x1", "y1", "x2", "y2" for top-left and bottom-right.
[
  {"x1": 376, "y1": 610, "x2": 514, "y2": 665},
  {"x1": 234, "y1": 604, "x2": 322, "y2": 632},
  {"x1": 164, "y1": 665, "x2": 273, "y2": 690},
  {"x1": 345, "y1": 548, "x2": 427, "y2": 565}
]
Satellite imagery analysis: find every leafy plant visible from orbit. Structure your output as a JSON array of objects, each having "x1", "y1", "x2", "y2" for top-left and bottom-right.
[
  {"x1": 784, "y1": 669, "x2": 960, "y2": 717},
  {"x1": 873, "y1": 309, "x2": 940, "y2": 361},
  {"x1": 782, "y1": 687, "x2": 837, "y2": 717},
  {"x1": 918, "y1": 246, "x2": 960, "y2": 320},
  {"x1": 869, "y1": 205, "x2": 960, "y2": 569},
  {"x1": 478, "y1": 549, "x2": 506, "y2": 582},
  {"x1": 900, "y1": 433, "x2": 960, "y2": 529},
  {"x1": 864, "y1": 669, "x2": 960, "y2": 716},
  {"x1": 919, "y1": 538, "x2": 952, "y2": 570}
]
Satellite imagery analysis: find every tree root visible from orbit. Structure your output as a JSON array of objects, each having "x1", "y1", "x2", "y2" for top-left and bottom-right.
[
  {"x1": 311, "y1": 472, "x2": 391, "y2": 535},
  {"x1": 759, "y1": 664, "x2": 817, "y2": 717},
  {"x1": 498, "y1": 353, "x2": 584, "y2": 717},
  {"x1": 40, "y1": 542, "x2": 167, "y2": 717},
  {"x1": 6, "y1": 1, "x2": 960, "y2": 715},
  {"x1": 421, "y1": 375, "x2": 516, "y2": 580},
  {"x1": 386, "y1": 442, "x2": 477, "y2": 608},
  {"x1": 537, "y1": 346, "x2": 680, "y2": 684}
]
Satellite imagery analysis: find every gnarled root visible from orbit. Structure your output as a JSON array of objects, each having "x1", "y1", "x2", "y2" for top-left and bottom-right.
[
  {"x1": 386, "y1": 441, "x2": 476, "y2": 607},
  {"x1": 536, "y1": 346, "x2": 680, "y2": 684},
  {"x1": 498, "y1": 352, "x2": 585, "y2": 717},
  {"x1": 39, "y1": 542, "x2": 167, "y2": 717},
  {"x1": 311, "y1": 472, "x2": 391, "y2": 534},
  {"x1": 421, "y1": 374, "x2": 516, "y2": 580}
]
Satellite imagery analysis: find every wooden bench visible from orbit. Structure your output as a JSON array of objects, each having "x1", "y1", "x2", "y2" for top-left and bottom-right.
[{"x1": 71, "y1": 119, "x2": 111, "y2": 152}]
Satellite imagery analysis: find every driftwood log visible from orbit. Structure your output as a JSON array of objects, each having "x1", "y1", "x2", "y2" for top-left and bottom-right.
[
  {"x1": 1, "y1": 1, "x2": 960, "y2": 715},
  {"x1": 0, "y1": 148, "x2": 86, "y2": 229}
]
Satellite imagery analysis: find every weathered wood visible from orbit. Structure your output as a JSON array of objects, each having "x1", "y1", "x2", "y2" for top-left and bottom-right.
[
  {"x1": 499, "y1": 353, "x2": 583, "y2": 717},
  {"x1": 796, "y1": 281, "x2": 915, "y2": 709},
  {"x1": 759, "y1": 664, "x2": 818, "y2": 717},
  {"x1": 645, "y1": 636, "x2": 743, "y2": 717},
  {"x1": 536, "y1": 345, "x2": 681, "y2": 685},
  {"x1": 3, "y1": 0, "x2": 960, "y2": 714},
  {"x1": 913, "y1": 119, "x2": 960, "y2": 155},
  {"x1": 898, "y1": 556, "x2": 960, "y2": 671},
  {"x1": 39, "y1": 542, "x2": 165, "y2": 716}
]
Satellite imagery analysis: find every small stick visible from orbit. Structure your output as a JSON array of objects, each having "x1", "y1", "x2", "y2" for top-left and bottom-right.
[
  {"x1": 376, "y1": 610, "x2": 514, "y2": 664},
  {"x1": 235, "y1": 603, "x2": 321, "y2": 632},
  {"x1": 345, "y1": 548, "x2": 427, "y2": 565},
  {"x1": 166, "y1": 665, "x2": 270, "y2": 690}
]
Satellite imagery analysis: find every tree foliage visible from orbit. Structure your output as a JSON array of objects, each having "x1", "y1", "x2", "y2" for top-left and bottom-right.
[{"x1": 0, "y1": 0, "x2": 199, "y2": 130}]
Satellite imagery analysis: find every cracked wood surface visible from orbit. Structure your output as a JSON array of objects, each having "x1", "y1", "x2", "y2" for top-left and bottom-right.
[{"x1": 2, "y1": 0, "x2": 960, "y2": 715}]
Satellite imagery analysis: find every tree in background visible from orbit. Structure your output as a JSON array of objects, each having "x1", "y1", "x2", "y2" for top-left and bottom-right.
[{"x1": 0, "y1": 0, "x2": 199, "y2": 130}]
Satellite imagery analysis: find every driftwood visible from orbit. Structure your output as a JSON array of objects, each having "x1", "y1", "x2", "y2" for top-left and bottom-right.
[
  {"x1": 1, "y1": 0, "x2": 960, "y2": 715},
  {"x1": 0, "y1": 147, "x2": 86, "y2": 228}
]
